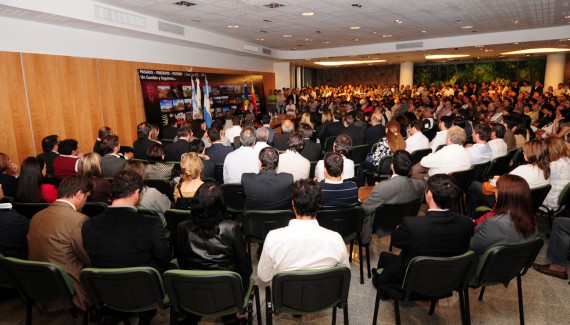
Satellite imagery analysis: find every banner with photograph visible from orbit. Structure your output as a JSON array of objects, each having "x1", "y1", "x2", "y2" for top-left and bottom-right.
[{"x1": 138, "y1": 69, "x2": 264, "y2": 126}]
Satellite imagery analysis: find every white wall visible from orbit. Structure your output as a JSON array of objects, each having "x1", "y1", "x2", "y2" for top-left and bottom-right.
[
  {"x1": 0, "y1": 16, "x2": 275, "y2": 72},
  {"x1": 273, "y1": 62, "x2": 291, "y2": 89}
]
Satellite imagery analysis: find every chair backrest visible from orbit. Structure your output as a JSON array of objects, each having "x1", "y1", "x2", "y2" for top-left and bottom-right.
[
  {"x1": 324, "y1": 136, "x2": 337, "y2": 152},
  {"x1": 402, "y1": 251, "x2": 478, "y2": 301},
  {"x1": 0, "y1": 253, "x2": 14, "y2": 289},
  {"x1": 220, "y1": 183, "x2": 245, "y2": 214},
  {"x1": 474, "y1": 238, "x2": 544, "y2": 287},
  {"x1": 82, "y1": 202, "x2": 108, "y2": 218},
  {"x1": 80, "y1": 267, "x2": 168, "y2": 312},
  {"x1": 410, "y1": 148, "x2": 432, "y2": 165},
  {"x1": 145, "y1": 178, "x2": 174, "y2": 202},
  {"x1": 316, "y1": 207, "x2": 363, "y2": 241},
  {"x1": 376, "y1": 155, "x2": 393, "y2": 178},
  {"x1": 557, "y1": 182, "x2": 570, "y2": 208},
  {"x1": 373, "y1": 199, "x2": 421, "y2": 232},
  {"x1": 347, "y1": 144, "x2": 371, "y2": 165},
  {"x1": 164, "y1": 270, "x2": 245, "y2": 316},
  {"x1": 530, "y1": 184, "x2": 552, "y2": 213},
  {"x1": 12, "y1": 202, "x2": 50, "y2": 219},
  {"x1": 3, "y1": 257, "x2": 75, "y2": 304},
  {"x1": 472, "y1": 161, "x2": 491, "y2": 182},
  {"x1": 242, "y1": 209, "x2": 295, "y2": 243},
  {"x1": 137, "y1": 207, "x2": 161, "y2": 218},
  {"x1": 271, "y1": 265, "x2": 351, "y2": 315},
  {"x1": 214, "y1": 163, "x2": 224, "y2": 185},
  {"x1": 509, "y1": 148, "x2": 525, "y2": 169},
  {"x1": 435, "y1": 144, "x2": 446, "y2": 152},
  {"x1": 233, "y1": 136, "x2": 241, "y2": 149},
  {"x1": 164, "y1": 209, "x2": 192, "y2": 258},
  {"x1": 309, "y1": 160, "x2": 318, "y2": 179},
  {"x1": 484, "y1": 155, "x2": 511, "y2": 179},
  {"x1": 449, "y1": 168, "x2": 475, "y2": 193}
]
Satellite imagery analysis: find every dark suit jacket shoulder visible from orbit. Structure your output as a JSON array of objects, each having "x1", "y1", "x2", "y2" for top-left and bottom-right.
[
  {"x1": 273, "y1": 133, "x2": 291, "y2": 151},
  {"x1": 242, "y1": 170, "x2": 293, "y2": 210},
  {"x1": 300, "y1": 140, "x2": 322, "y2": 161},
  {"x1": 37, "y1": 151, "x2": 59, "y2": 177},
  {"x1": 365, "y1": 124, "x2": 386, "y2": 145},
  {"x1": 205, "y1": 143, "x2": 233, "y2": 165},
  {"x1": 341, "y1": 125, "x2": 365, "y2": 146},
  {"x1": 165, "y1": 139, "x2": 190, "y2": 162},
  {"x1": 133, "y1": 138, "x2": 155, "y2": 160}
]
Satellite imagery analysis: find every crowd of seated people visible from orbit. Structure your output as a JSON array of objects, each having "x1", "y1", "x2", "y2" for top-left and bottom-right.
[{"x1": 1, "y1": 78, "x2": 570, "y2": 323}]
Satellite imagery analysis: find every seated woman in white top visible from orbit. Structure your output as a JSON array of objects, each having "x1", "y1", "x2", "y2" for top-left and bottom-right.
[{"x1": 541, "y1": 137, "x2": 570, "y2": 211}]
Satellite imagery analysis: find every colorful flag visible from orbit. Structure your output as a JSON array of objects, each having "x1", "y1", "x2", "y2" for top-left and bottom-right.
[
  {"x1": 195, "y1": 77, "x2": 202, "y2": 116},
  {"x1": 203, "y1": 77, "x2": 212, "y2": 128},
  {"x1": 191, "y1": 77, "x2": 199, "y2": 118},
  {"x1": 250, "y1": 80, "x2": 258, "y2": 115},
  {"x1": 242, "y1": 80, "x2": 250, "y2": 111}
]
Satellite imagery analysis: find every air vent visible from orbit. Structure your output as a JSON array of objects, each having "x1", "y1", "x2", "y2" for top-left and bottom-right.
[
  {"x1": 395, "y1": 41, "x2": 423, "y2": 50},
  {"x1": 158, "y1": 21, "x2": 185, "y2": 35},
  {"x1": 262, "y1": 48, "x2": 272, "y2": 55},
  {"x1": 94, "y1": 5, "x2": 146, "y2": 28},
  {"x1": 263, "y1": 3, "x2": 285, "y2": 8},
  {"x1": 174, "y1": 1, "x2": 196, "y2": 6},
  {"x1": 243, "y1": 43, "x2": 260, "y2": 52}
]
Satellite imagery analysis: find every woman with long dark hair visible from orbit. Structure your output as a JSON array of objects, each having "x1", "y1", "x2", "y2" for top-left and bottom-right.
[
  {"x1": 15, "y1": 157, "x2": 57, "y2": 203},
  {"x1": 470, "y1": 174, "x2": 537, "y2": 254}
]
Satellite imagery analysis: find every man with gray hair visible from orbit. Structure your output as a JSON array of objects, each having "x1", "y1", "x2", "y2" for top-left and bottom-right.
[
  {"x1": 254, "y1": 126, "x2": 271, "y2": 155},
  {"x1": 419, "y1": 126, "x2": 472, "y2": 176},
  {"x1": 365, "y1": 113, "x2": 386, "y2": 145},
  {"x1": 273, "y1": 119, "x2": 294, "y2": 151},
  {"x1": 223, "y1": 126, "x2": 259, "y2": 183}
]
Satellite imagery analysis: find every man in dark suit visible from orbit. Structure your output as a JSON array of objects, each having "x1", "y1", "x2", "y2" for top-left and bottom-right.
[
  {"x1": 364, "y1": 113, "x2": 386, "y2": 145},
  {"x1": 133, "y1": 122, "x2": 155, "y2": 160},
  {"x1": 273, "y1": 119, "x2": 294, "y2": 151},
  {"x1": 372, "y1": 173, "x2": 474, "y2": 292},
  {"x1": 205, "y1": 127, "x2": 233, "y2": 165},
  {"x1": 242, "y1": 147, "x2": 293, "y2": 210},
  {"x1": 261, "y1": 114, "x2": 276, "y2": 145},
  {"x1": 161, "y1": 117, "x2": 178, "y2": 140},
  {"x1": 37, "y1": 134, "x2": 59, "y2": 180},
  {"x1": 319, "y1": 110, "x2": 343, "y2": 145},
  {"x1": 100, "y1": 135, "x2": 127, "y2": 178},
  {"x1": 82, "y1": 170, "x2": 170, "y2": 324},
  {"x1": 340, "y1": 114, "x2": 365, "y2": 146},
  {"x1": 165, "y1": 122, "x2": 192, "y2": 162},
  {"x1": 298, "y1": 123, "x2": 321, "y2": 162},
  {"x1": 93, "y1": 126, "x2": 112, "y2": 156}
]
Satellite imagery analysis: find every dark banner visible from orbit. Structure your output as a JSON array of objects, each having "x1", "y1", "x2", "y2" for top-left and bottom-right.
[{"x1": 138, "y1": 69, "x2": 264, "y2": 126}]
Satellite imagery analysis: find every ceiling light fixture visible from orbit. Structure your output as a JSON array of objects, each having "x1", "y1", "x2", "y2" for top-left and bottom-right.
[
  {"x1": 394, "y1": 19, "x2": 403, "y2": 24},
  {"x1": 353, "y1": 38, "x2": 359, "y2": 41},
  {"x1": 501, "y1": 48, "x2": 570, "y2": 55},
  {"x1": 315, "y1": 59, "x2": 386, "y2": 66},
  {"x1": 323, "y1": 41, "x2": 331, "y2": 44},
  {"x1": 301, "y1": 12, "x2": 314, "y2": 16},
  {"x1": 382, "y1": 34, "x2": 392, "y2": 38},
  {"x1": 227, "y1": 25, "x2": 239, "y2": 28},
  {"x1": 425, "y1": 54, "x2": 470, "y2": 59},
  {"x1": 421, "y1": 30, "x2": 427, "y2": 33},
  {"x1": 305, "y1": 38, "x2": 312, "y2": 42},
  {"x1": 174, "y1": 1, "x2": 196, "y2": 7},
  {"x1": 512, "y1": 19, "x2": 520, "y2": 24},
  {"x1": 350, "y1": 26, "x2": 361, "y2": 30},
  {"x1": 461, "y1": 25, "x2": 473, "y2": 29},
  {"x1": 565, "y1": 15, "x2": 570, "y2": 19},
  {"x1": 372, "y1": 31, "x2": 377, "y2": 34},
  {"x1": 283, "y1": 34, "x2": 292, "y2": 38},
  {"x1": 263, "y1": 2, "x2": 285, "y2": 8},
  {"x1": 256, "y1": 38, "x2": 264, "y2": 41}
]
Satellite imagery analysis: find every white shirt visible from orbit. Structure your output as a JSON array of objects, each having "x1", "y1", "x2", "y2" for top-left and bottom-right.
[
  {"x1": 429, "y1": 130, "x2": 448, "y2": 152},
  {"x1": 487, "y1": 139, "x2": 508, "y2": 160},
  {"x1": 223, "y1": 146, "x2": 259, "y2": 183},
  {"x1": 421, "y1": 144, "x2": 472, "y2": 176},
  {"x1": 466, "y1": 143, "x2": 492, "y2": 165},
  {"x1": 314, "y1": 156, "x2": 355, "y2": 182},
  {"x1": 253, "y1": 141, "x2": 270, "y2": 156},
  {"x1": 405, "y1": 132, "x2": 429, "y2": 154},
  {"x1": 277, "y1": 150, "x2": 310, "y2": 181},
  {"x1": 224, "y1": 126, "x2": 242, "y2": 144},
  {"x1": 510, "y1": 164, "x2": 549, "y2": 189},
  {"x1": 257, "y1": 219, "x2": 350, "y2": 283}
]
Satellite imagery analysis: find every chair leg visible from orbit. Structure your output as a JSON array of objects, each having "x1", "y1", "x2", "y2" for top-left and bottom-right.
[
  {"x1": 343, "y1": 303, "x2": 349, "y2": 325},
  {"x1": 478, "y1": 286, "x2": 486, "y2": 301},
  {"x1": 25, "y1": 301, "x2": 32, "y2": 325},
  {"x1": 332, "y1": 306, "x2": 337, "y2": 325},
  {"x1": 349, "y1": 240, "x2": 354, "y2": 263},
  {"x1": 254, "y1": 285, "x2": 262, "y2": 325},
  {"x1": 463, "y1": 290, "x2": 472, "y2": 325},
  {"x1": 389, "y1": 239, "x2": 393, "y2": 252},
  {"x1": 517, "y1": 275, "x2": 525, "y2": 325},
  {"x1": 359, "y1": 240, "x2": 364, "y2": 284},
  {"x1": 265, "y1": 287, "x2": 272, "y2": 325},
  {"x1": 365, "y1": 244, "x2": 371, "y2": 278},
  {"x1": 170, "y1": 307, "x2": 178, "y2": 325},
  {"x1": 394, "y1": 299, "x2": 401, "y2": 325},
  {"x1": 372, "y1": 290, "x2": 381, "y2": 325},
  {"x1": 83, "y1": 309, "x2": 89, "y2": 325},
  {"x1": 428, "y1": 299, "x2": 437, "y2": 315},
  {"x1": 458, "y1": 291, "x2": 465, "y2": 325}
]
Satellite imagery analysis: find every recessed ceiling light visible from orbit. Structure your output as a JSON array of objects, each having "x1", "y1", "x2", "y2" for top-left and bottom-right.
[
  {"x1": 305, "y1": 38, "x2": 312, "y2": 42},
  {"x1": 514, "y1": 42, "x2": 519, "y2": 44},
  {"x1": 421, "y1": 30, "x2": 427, "y2": 33},
  {"x1": 484, "y1": 49, "x2": 494, "y2": 52},
  {"x1": 372, "y1": 31, "x2": 377, "y2": 34},
  {"x1": 315, "y1": 59, "x2": 386, "y2": 66},
  {"x1": 264, "y1": 3, "x2": 285, "y2": 8},
  {"x1": 565, "y1": 15, "x2": 570, "y2": 19},
  {"x1": 301, "y1": 12, "x2": 314, "y2": 16},
  {"x1": 461, "y1": 25, "x2": 473, "y2": 29},
  {"x1": 425, "y1": 54, "x2": 470, "y2": 59},
  {"x1": 455, "y1": 20, "x2": 462, "y2": 24},
  {"x1": 174, "y1": 1, "x2": 196, "y2": 7},
  {"x1": 474, "y1": 45, "x2": 484, "y2": 47},
  {"x1": 512, "y1": 19, "x2": 520, "y2": 24},
  {"x1": 283, "y1": 34, "x2": 292, "y2": 38},
  {"x1": 382, "y1": 34, "x2": 392, "y2": 38},
  {"x1": 501, "y1": 48, "x2": 570, "y2": 55},
  {"x1": 227, "y1": 25, "x2": 239, "y2": 28},
  {"x1": 394, "y1": 19, "x2": 403, "y2": 24},
  {"x1": 350, "y1": 26, "x2": 361, "y2": 30},
  {"x1": 323, "y1": 41, "x2": 330, "y2": 44},
  {"x1": 256, "y1": 38, "x2": 264, "y2": 41},
  {"x1": 353, "y1": 38, "x2": 359, "y2": 41}
]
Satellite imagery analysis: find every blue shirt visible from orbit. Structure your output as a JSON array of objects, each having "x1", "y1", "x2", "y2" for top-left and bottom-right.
[{"x1": 467, "y1": 143, "x2": 492, "y2": 165}]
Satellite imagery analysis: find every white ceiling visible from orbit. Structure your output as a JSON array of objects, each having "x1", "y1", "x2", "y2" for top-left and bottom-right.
[{"x1": 2, "y1": 0, "x2": 570, "y2": 68}]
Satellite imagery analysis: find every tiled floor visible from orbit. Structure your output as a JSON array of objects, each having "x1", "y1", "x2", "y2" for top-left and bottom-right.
[{"x1": 1, "y1": 212, "x2": 568, "y2": 325}]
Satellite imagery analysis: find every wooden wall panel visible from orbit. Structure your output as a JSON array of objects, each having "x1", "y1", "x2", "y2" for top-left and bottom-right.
[
  {"x1": 0, "y1": 52, "x2": 35, "y2": 165},
  {"x1": 22, "y1": 54, "x2": 103, "y2": 155}
]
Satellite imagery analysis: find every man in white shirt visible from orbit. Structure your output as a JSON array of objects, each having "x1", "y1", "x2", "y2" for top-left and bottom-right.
[
  {"x1": 488, "y1": 123, "x2": 508, "y2": 159},
  {"x1": 257, "y1": 179, "x2": 350, "y2": 282},
  {"x1": 420, "y1": 126, "x2": 472, "y2": 177},
  {"x1": 466, "y1": 123, "x2": 493, "y2": 165},
  {"x1": 224, "y1": 115, "x2": 243, "y2": 144},
  {"x1": 277, "y1": 132, "x2": 310, "y2": 181},
  {"x1": 429, "y1": 116, "x2": 452, "y2": 152},
  {"x1": 253, "y1": 126, "x2": 270, "y2": 155},
  {"x1": 223, "y1": 127, "x2": 259, "y2": 183},
  {"x1": 405, "y1": 120, "x2": 429, "y2": 154}
]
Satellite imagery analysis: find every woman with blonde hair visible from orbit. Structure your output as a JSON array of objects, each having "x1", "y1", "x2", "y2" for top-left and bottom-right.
[
  {"x1": 77, "y1": 152, "x2": 111, "y2": 203},
  {"x1": 299, "y1": 112, "x2": 313, "y2": 128},
  {"x1": 358, "y1": 120, "x2": 406, "y2": 185},
  {"x1": 173, "y1": 152, "x2": 204, "y2": 209},
  {"x1": 541, "y1": 137, "x2": 570, "y2": 210}
]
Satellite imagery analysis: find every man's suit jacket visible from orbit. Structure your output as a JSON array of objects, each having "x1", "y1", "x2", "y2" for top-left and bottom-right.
[
  {"x1": 341, "y1": 125, "x2": 365, "y2": 146},
  {"x1": 242, "y1": 169, "x2": 293, "y2": 211},
  {"x1": 165, "y1": 139, "x2": 190, "y2": 162},
  {"x1": 320, "y1": 121, "x2": 343, "y2": 143},
  {"x1": 361, "y1": 175, "x2": 425, "y2": 217},
  {"x1": 161, "y1": 125, "x2": 178, "y2": 140},
  {"x1": 205, "y1": 143, "x2": 233, "y2": 165},
  {"x1": 133, "y1": 138, "x2": 155, "y2": 160},
  {"x1": 101, "y1": 154, "x2": 127, "y2": 178},
  {"x1": 27, "y1": 201, "x2": 91, "y2": 310},
  {"x1": 364, "y1": 124, "x2": 386, "y2": 145},
  {"x1": 37, "y1": 151, "x2": 59, "y2": 178},
  {"x1": 377, "y1": 210, "x2": 474, "y2": 289},
  {"x1": 300, "y1": 139, "x2": 322, "y2": 162},
  {"x1": 201, "y1": 157, "x2": 216, "y2": 180},
  {"x1": 264, "y1": 126, "x2": 276, "y2": 145},
  {"x1": 82, "y1": 206, "x2": 171, "y2": 273},
  {"x1": 273, "y1": 133, "x2": 291, "y2": 151}
]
